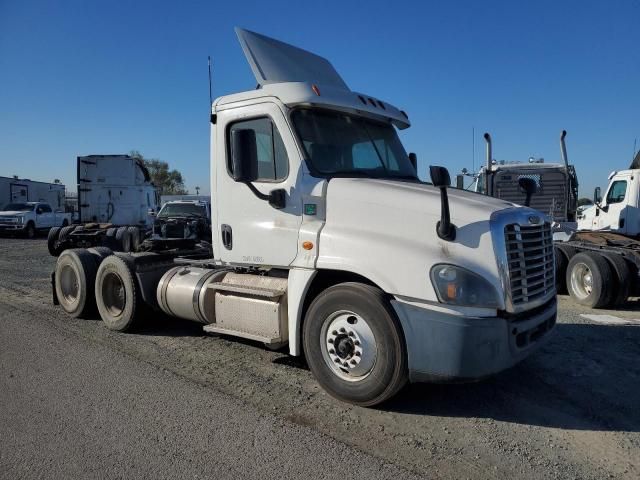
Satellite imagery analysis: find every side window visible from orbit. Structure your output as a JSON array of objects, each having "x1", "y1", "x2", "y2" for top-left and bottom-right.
[
  {"x1": 606, "y1": 180, "x2": 627, "y2": 204},
  {"x1": 38, "y1": 204, "x2": 52, "y2": 213},
  {"x1": 228, "y1": 117, "x2": 289, "y2": 182}
]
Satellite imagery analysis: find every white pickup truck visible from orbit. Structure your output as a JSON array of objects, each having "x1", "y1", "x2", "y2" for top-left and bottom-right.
[{"x1": 0, "y1": 202, "x2": 71, "y2": 238}]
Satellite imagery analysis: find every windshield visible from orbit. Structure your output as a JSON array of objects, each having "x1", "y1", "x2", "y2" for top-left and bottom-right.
[
  {"x1": 291, "y1": 109, "x2": 416, "y2": 179},
  {"x1": 158, "y1": 203, "x2": 207, "y2": 218},
  {"x1": 2, "y1": 203, "x2": 34, "y2": 212}
]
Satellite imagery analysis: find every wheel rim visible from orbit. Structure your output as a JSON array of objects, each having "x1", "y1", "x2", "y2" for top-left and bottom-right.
[
  {"x1": 570, "y1": 262, "x2": 593, "y2": 300},
  {"x1": 59, "y1": 264, "x2": 79, "y2": 305},
  {"x1": 102, "y1": 272, "x2": 126, "y2": 317},
  {"x1": 320, "y1": 310, "x2": 377, "y2": 381}
]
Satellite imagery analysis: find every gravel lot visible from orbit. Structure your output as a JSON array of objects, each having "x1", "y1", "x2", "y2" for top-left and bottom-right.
[{"x1": 1, "y1": 237, "x2": 639, "y2": 479}]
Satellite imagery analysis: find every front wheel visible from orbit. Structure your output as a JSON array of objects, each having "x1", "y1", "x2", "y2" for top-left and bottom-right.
[
  {"x1": 24, "y1": 222, "x2": 36, "y2": 239},
  {"x1": 303, "y1": 282, "x2": 408, "y2": 406}
]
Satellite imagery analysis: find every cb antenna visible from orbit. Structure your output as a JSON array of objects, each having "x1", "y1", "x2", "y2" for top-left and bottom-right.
[{"x1": 208, "y1": 56, "x2": 213, "y2": 108}]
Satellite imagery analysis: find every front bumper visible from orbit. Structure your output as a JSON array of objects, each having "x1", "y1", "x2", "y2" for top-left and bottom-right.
[
  {"x1": 0, "y1": 224, "x2": 25, "y2": 232},
  {"x1": 392, "y1": 297, "x2": 557, "y2": 382}
]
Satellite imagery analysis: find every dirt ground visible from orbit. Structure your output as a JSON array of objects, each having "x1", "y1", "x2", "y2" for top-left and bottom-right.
[{"x1": 1, "y1": 237, "x2": 638, "y2": 479}]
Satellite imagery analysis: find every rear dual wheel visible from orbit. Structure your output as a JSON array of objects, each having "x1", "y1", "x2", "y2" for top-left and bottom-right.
[
  {"x1": 95, "y1": 255, "x2": 141, "y2": 332},
  {"x1": 303, "y1": 283, "x2": 408, "y2": 406},
  {"x1": 566, "y1": 252, "x2": 614, "y2": 308}
]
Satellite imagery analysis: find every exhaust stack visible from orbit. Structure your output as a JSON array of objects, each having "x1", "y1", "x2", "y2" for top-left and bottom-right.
[{"x1": 560, "y1": 130, "x2": 569, "y2": 168}]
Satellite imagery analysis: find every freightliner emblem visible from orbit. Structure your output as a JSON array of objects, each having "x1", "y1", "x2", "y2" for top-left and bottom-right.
[{"x1": 528, "y1": 215, "x2": 541, "y2": 224}]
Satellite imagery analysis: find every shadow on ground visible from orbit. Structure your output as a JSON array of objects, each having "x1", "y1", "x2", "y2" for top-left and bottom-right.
[{"x1": 383, "y1": 322, "x2": 640, "y2": 432}]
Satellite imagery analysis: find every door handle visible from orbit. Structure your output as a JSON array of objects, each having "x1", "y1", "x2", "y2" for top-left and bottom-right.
[{"x1": 221, "y1": 224, "x2": 232, "y2": 250}]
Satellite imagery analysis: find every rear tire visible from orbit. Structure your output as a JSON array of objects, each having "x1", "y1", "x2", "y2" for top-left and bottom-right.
[
  {"x1": 58, "y1": 225, "x2": 76, "y2": 243},
  {"x1": 95, "y1": 255, "x2": 140, "y2": 332},
  {"x1": 87, "y1": 246, "x2": 113, "y2": 263},
  {"x1": 115, "y1": 227, "x2": 131, "y2": 252},
  {"x1": 54, "y1": 249, "x2": 98, "y2": 318},
  {"x1": 566, "y1": 252, "x2": 614, "y2": 308},
  {"x1": 600, "y1": 252, "x2": 632, "y2": 307},
  {"x1": 303, "y1": 282, "x2": 408, "y2": 406},
  {"x1": 554, "y1": 245, "x2": 569, "y2": 294},
  {"x1": 47, "y1": 226, "x2": 62, "y2": 256}
]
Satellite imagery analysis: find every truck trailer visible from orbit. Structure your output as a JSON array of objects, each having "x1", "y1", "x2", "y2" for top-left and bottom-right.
[
  {"x1": 51, "y1": 28, "x2": 557, "y2": 406},
  {"x1": 0, "y1": 176, "x2": 66, "y2": 211}
]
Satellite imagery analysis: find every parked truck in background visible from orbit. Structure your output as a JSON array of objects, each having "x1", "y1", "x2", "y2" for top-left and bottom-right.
[
  {"x1": 0, "y1": 201, "x2": 71, "y2": 238},
  {"x1": 554, "y1": 149, "x2": 640, "y2": 308},
  {"x1": 50, "y1": 28, "x2": 556, "y2": 406},
  {"x1": 459, "y1": 131, "x2": 579, "y2": 240},
  {"x1": 47, "y1": 155, "x2": 160, "y2": 255}
]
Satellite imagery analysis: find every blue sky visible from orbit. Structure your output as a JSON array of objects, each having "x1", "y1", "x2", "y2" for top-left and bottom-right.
[{"x1": 0, "y1": 0, "x2": 638, "y2": 197}]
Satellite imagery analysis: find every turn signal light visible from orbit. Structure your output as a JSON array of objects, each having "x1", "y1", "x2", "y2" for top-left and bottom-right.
[
  {"x1": 302, "y1": 241, "x2": 314, "y2": 250},
  {"x1": 311, "y1": 84, "x2": 321, "y2": 96},
  {"x1": 446, "y1": 283, "x2": 457, "y2": 300}
]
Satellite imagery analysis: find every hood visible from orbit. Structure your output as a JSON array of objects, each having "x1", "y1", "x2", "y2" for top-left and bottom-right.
[
  {"x1": 0, "y1": 211, "x2": 28, "y2": 216},
  {"x1": 318, "y1": 177, "x2": 522, "y2": 305},
  {"x1": 326, "y1": 178, "x2": 515, "y2": 226}
]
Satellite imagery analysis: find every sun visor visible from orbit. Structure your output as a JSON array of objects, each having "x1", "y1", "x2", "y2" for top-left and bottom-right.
[{"x1": 235, "y1": 28, "x2": 349, "y2": 90}]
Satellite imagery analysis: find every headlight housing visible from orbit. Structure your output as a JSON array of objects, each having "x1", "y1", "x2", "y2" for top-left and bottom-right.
[
  {"x1": 17, "y1": 216, "x2": 24, "y2": 224},
  {"x1": 430, "y1": 264, "x2": 500, "y2": 308}
]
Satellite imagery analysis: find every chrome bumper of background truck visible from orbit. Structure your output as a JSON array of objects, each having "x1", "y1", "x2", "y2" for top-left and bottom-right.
[{"x1": 392, "y1": 298, "x2": 557, "y2": 382}]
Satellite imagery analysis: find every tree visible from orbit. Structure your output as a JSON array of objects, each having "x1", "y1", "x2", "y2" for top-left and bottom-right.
[
  {"x1": 129, "y1": 150, "x2": 188, "y2": 195},
  {"x1": 577, "y1": 197, "x2": 593, "y2": 207}
]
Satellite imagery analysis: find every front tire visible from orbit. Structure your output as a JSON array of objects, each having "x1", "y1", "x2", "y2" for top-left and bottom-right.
[
  {"x1": 24, "y1": 222, "x2": 36, "y2": 239},
  {"x1": 303, "y1": 282, "x2": 408, "y2": 406}
]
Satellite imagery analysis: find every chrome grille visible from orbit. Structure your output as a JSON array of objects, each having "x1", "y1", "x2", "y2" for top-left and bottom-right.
[{"x1": 505, "y1": 222, "x2": 554, "y2": 306}]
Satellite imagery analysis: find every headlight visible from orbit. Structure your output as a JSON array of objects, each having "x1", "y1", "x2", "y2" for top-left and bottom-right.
[
  {"x1": 430, "y1": 264, "x2": 500, "y2": 308},
  {"x1": 17, "y1": 216, "x2": 24, "y2": 224}
]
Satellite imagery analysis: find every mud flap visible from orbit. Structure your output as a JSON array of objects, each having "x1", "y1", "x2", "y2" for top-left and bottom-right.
[{"x1": 51, "y1": 271, "x2": 59, "y2": 305}]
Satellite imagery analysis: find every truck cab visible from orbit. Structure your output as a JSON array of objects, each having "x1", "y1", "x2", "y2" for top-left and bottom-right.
[
  {"x1": 578, "y1": 169, "x2": 640, "y2": 234},
  {"x1": 461, "y1": 131, "x2": 579, "y2": 240}
]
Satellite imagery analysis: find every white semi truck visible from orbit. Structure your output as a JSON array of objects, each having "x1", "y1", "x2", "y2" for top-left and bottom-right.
[
  {"x1": 51, "y1": 29, "x2": 556, "y2": 406},
  {"x1": 47, "y1": 155, "x2": 160, "y2": 255},
  {"x1": 553, "y1": 150, "x2": 640, "y2": 308}
]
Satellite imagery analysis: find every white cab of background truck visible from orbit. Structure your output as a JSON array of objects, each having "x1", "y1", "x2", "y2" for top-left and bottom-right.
[
  {"x1": 577, "y1": 152, "x2": 640, "y2": 235},
  {"x1": 77, "y1": 155, "x2": 159, "y2": 227},
  {"x1": 54, "y1": 28, "x2": 557, "y2": 406}
]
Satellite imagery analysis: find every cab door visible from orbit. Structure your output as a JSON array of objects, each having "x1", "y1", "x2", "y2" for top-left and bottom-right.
[
  {"x1": 597, "y1": 174, "x2": 631, "y2": 232},
  {"x1": 214, "y1": 102, "x2": 303, "y2": 266}
]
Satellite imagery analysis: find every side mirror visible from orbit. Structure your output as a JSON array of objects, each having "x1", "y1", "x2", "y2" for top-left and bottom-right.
[
  {"x1": 429, "y1": 165, "x2": 456, "y2": 241},
  {"x1": 430, "y1": 165, "x2": 451, "y2": 187},
  {"x1": 408, "y1": 152, "x2": 418, "y2": 172},
  {"x1": 455, "y1": 174, "x2": 464, "y2": 189},
  {"x1": 231, "y1": 129, "x2": 257, "y2": 182},
  {"x1": 518, "y1": 177, "x2": 538, "y2": 207},
  {"x1": 268, "y1": 189, "x2": 286, "y2": 209},
  {"x1": 594, "y1": 186, "x2": 601, "y2": 204}
]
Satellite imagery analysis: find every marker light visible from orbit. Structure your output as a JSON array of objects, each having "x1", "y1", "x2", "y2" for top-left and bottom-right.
[
  {"x1": 302, "y1": 241, "x2": 314, "y2": 250},
  {"x1": 311, "y1": 84, "x2": 321, "y2": 96}
]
